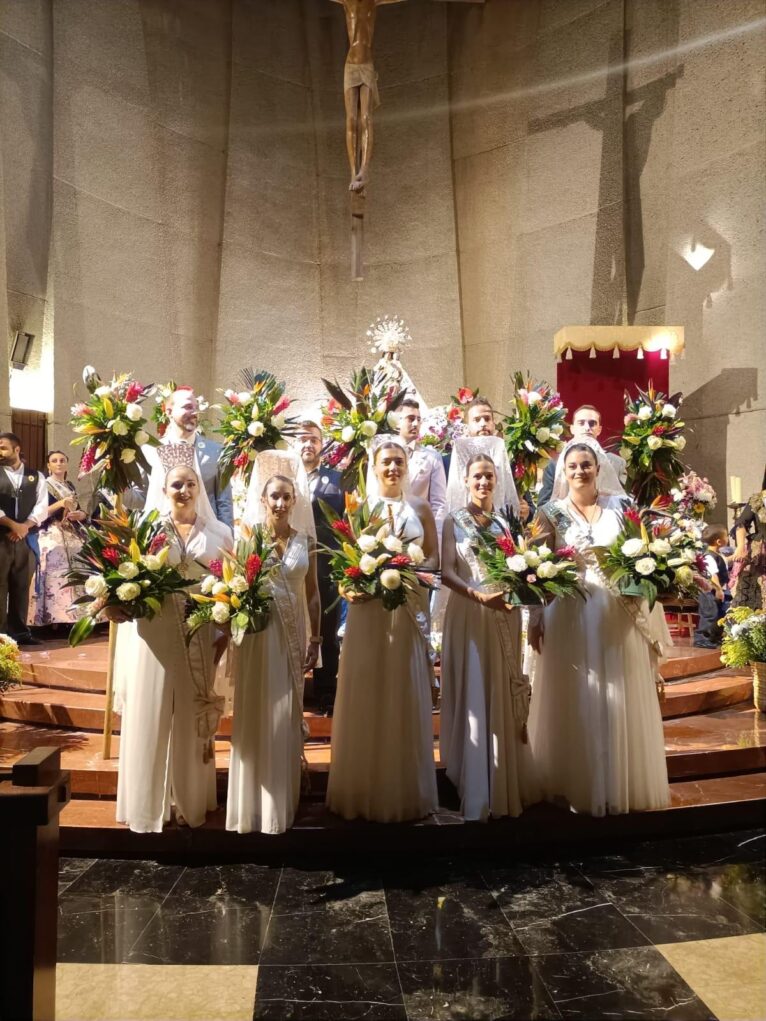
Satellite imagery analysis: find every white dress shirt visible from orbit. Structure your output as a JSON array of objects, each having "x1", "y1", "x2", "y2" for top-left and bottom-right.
[
  {"x1": 406, "y1": 444, "x2": 447, "y2": 539},
  {"x1": 3, "y1": 463, "x2": 49, "y2": 526}
]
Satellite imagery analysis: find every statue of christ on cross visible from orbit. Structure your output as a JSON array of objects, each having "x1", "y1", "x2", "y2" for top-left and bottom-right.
[{"x1": 331, "y1": 0, "x2": 405, "y2": 194}]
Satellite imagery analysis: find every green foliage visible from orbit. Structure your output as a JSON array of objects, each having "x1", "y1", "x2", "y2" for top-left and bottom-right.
[{"x1": 721, "y1": 607, "x2": 766, "y2": 667}]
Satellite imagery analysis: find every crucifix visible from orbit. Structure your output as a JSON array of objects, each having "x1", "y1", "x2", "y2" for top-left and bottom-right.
[{"x1": 331, "y1": 0, "x2": 484, "y2": 279}]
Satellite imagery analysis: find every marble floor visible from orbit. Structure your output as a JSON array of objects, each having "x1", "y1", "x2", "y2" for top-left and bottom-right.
[{"x1": 55, "y1": 829, "x2": 765, "y2": 1020}]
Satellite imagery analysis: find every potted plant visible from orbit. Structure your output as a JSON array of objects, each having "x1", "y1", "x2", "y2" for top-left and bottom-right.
[{"x1": 720, "y1": 607, "x2": 766, "y2": 712}]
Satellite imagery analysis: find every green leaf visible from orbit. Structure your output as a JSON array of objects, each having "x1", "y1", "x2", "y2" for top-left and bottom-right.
[{"x1": 69, "y1": 616, "x2": 96, "y2": 647}]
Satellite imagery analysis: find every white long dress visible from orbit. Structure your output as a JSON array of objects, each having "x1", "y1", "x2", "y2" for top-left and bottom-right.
[
  {"x1": 439, "y1": 511, "x2": 539, "y2": 821},
  {"x1": 528, "y1": 495, "x2": 671, "y2": 815},
  {"x1": 327, "y1": 498, "x2": 439, "y2": 822},
  {"x1": 116, "y1": 515, "x2": 229, "y2": 833},
  {"x1": 226, "y1": 533, "x2": 308, "y2": 835}
]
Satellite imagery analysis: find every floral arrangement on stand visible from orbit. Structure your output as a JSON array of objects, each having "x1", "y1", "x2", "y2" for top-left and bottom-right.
[
  {"x1": 320, "y1": 368, "x2": 407, "y2": 489},
  {"x1": 720, "y1": 607, "x2": 766, "y2": 711},
  {"x1": 70, "y1": 366, "x2": 156, "y2": 490},
  {"x1": 0, "y1": 634, "x2": 22, "y2": 693},
  {"x1": 66, "y1": 509, "x2": 193, "y2": 647},
  {"x1": 152, "y1": 382, "x2": 211, "y2": 437},
  {"x1": 499, "y1": 372, "x2": 567, "y2": 497},
  {"x1": 471, "y1": 517, "x2": 585, "y2": 606},
  {"x1": 419, "y1": 404, "x2": 465, "y2": 453},
  {"x1": 621, "y1": 384, "x2": 687, "y2": 505},
  {"x1": 670, "y1": 470, "x2": 717, "y2": 520},
  {"x1": 320, "y1": 494, "x2": 433, "y2": 611},
  {"x1": 215, "y1": 370, "x2": 297, "y2": 489},
  {"x1": 594, "y1": 505, "x2": 708, "y2": 609},
  {"x1": 186, "y1": 526, "x2": 277, "y2": 645}
]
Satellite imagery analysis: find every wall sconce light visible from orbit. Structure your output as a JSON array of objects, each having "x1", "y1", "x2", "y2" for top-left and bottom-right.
[{"x1": 10, "y1": 330, "x2": 34, "y2": 370}]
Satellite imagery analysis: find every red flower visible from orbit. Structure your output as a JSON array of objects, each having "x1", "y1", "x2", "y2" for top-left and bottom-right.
[
  {"x1": 549, "y1": 395, "x2": 563, "y2": 408},
  {"x1": 695, "y1": 553, "x2": 708, "y2": 575},
  {"x1": 157, "y1": 422, "x2": 168, "y2": 438},
  {"x1": 652, "y1": 424, "x2": 667, "y2": 435},
  {"x1": 245, "y1": 554, "x2": 262, "y2": 585},
  {"x1": 79, "y1": 445, "x2": 97, "y2": 475},
  {"x1": 148, "y1": 532, "x2": 169, "y2": 554},
  {"x1": 272, "y1": 395, "x2": 290, "y2": 417},
  {"x1": 208, "y1": 559, "x2": 223, "y2": 578},
  {"x1": 228, "y1": 393, "x2": 241, "y2": 405},
  {"x1": 497, "y1": 534, "x2": 516, "y2": 556},
  {"x1": 332, "y1": 519, "x2": 353, "y2": 539},
  {"x1": 556, "y1": 545, "x2": 576, "y2": 559},
  {"x1": 457, "y1": 387, "x2": 474, "y2": 405},
  {"x1": 344, "y1": 566, "x2": 363, "y2": 579},
  {"x1": 234, "y1": 452, "x2": 249, "y2": 469},
  {"x1": 513, "y1": 461, "x2": 526, "y2": 480},
  {"x1": 388, "y1": 554, "x2": 411, "y2": 567},
  {"x1": 327, "y1": 398, "x2": 339, "y2": 414},
  {"x1": 72, "y1": 402, "x2": 89, "y2": 418},
  {"x1": 327, "y1": 444, "x2": 350, "y2": 467},
  {"x1": 102, "y1": 548, "x2": 120, "y2": 567},
  {"x1": 447, "y1": 406, "x2": 462, "y2": 421},
  {"x1": 125, "y1": 381, "x2": 143, "y2": 404},
  {"x1": 624, "y1": 507, "x2": 641, "y2": 526}
]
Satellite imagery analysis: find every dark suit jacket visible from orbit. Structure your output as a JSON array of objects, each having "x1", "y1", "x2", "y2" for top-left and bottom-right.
[
  {"x1": 538, "y1": 459, "x2": 557, "y2": 508},
  {"x1": 311, "y1": 468, "x2": 345, "y2": 588}
]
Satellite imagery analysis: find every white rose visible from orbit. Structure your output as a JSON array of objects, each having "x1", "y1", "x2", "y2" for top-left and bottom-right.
[
  {"x1": 237, "y1": 391, "x2": 252, "y2": 404},
  {"x1": 505, "y1": 554, "x2": 528, "y2": 573},
  {"x1": 229, "y1": 575, "x2": 248, "y2": 593},
  {"x1": 360, "y1": 420, "x2": 378, "y2": 438},
  {"x1": 84, "y1": 575, "x2": 109, "y2": 598},
  {"x1": 111, "y1": 419, "x2": 128, "y2": 437},
  {"x1": 200, "y1": 575, "x2": 216, "y2": 594},
  {"x1": 116, "y1": 581, "x2": 141, "y2": 601},
  {"x1": 526, "y1": 391, "x2": 542, "y2": 405},
  {"x1": 635, "y1": 557, "x2": 657, "y2": 576},
  {"x1": 646, "y1": 435, "x2": 662, "y2": 450},
  {"x1": 357, "y1": 534, "x2": 377, "y2": 553},
  {"x1": 383, "y1": 534, "x2": 403, "y2": 553},
  {"x1": 648, "y1": 539, "x2": 671, "y2": 555},
  {"x1": 272, "y1": 412, "x2": 286, "y2": 430},
  {"x1": 535, "y1": 426, "x2": 551, "y2": 443},
  {"x1": 386, "y1": 411, "x2": 400, "y2": 430},
  {"x1": 407, "y1": 543, "x2": 425, "y2": 565},
  {"x1": 212, "y1": 581, "x2": 229, "y2": 596},
  {"x1": 667, "y1": 556, "x2": 686, "y2": 567},
  {"x1": 620, "y1": 446, "x2": 632, "y2": 459},
  {"x1": 250, "y1": 404, "x2": 260, "y2": 420},
  {"x1": 551, "y1": 424, "x2": 564, "y2": 437},
  {"x1": 675, "y1": 565, "x2": 694, "y2": 586},
  {"x1": 637, "y1": 405, "x2": 653, "y2": 421},
  {"x1": 537, "y1": 544, "x2": 552, "y2": 558},
  {"x1": 621, "y1": 538, "x2": 646, "y2": 557},
  {"x1": 212, "y1": 601, "x2": 231, "y2": 624},
  {"x1": 676, "y1": 435, "x2": 687, "y2": 450},
  {"x1": 359, "y1": 553, "x2": 378, "y2": 576},
  {"x1": 141, "y1": 554, "x2": 162, "y2": 571},
  {"x1": 125, "y1": 402, "x2": 142, "y2": 422},
  {"x1": 134, "y1": 429, "x2": 149, "y2": 446},
  {"x1": 380, "y1": 569, "x2": 402, "y2": 590},
  {"x1": 120, "y1": 448, "x2": 136, "y2": 464},
  {"x1": 341, "y1": 425, "x2": 356, "y2": 443},
  {"x1": 95, "y1": 385, "x2": 112, "y2": 397},
  {"x1": 248, "y1": 421, "x2": 265, "y2": 437},
  {"x1": 117, "y1": 561, "x2": 139, "y2": 579},
  {"x1": 523, "y1": 550, "x2": 541, "y2": 568},
  {"x1": 536, "y1": 560, "x2": 556, "y2": 579},
  {"x1": 662, "y1": 404, "x2": 676, "y2": 418},
  {"x1": 230, "y1": 418, "x2": 246, "y2": 432}
]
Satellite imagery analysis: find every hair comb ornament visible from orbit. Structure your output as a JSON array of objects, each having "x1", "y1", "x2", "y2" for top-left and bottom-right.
[{"x1": 158, "y1": 442, "x2": 196, "y2": 475}]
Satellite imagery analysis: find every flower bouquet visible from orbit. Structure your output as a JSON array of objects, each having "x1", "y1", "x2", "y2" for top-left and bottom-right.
[
  {"x1": 152, "y1": 382, "x2": 211, "y2": 437},
  {"x1": 0, "y1": 634, "x2": 22, "y2": 693},
  {"x1": 321, "y1": 367, "x2": 407, "y2": 488},
  {"x1": 721, "y1": 607, "x2": 766, "y2": 712},
  {"x1": 621, "y1": 384, "x2": 687, "y2": 504},
  {"x1": 471, "y1": 517, "x2": 585, "y2": 606},
  {"x1": 215, "y1": 370, "x2": 297, "y2": 488},
  {"x1": 593, "y1": 505, "x2": 707, "y2": 609},
  {"x1": 186, "y1": 525, "x2": 277, "y2": 645},
  {"x1": 500, "y1": 372, "x2": 567, "y2": 497},
  {"x1": 66, "y1": 509, "x2": 193, "y2": 647},
  {"x1": 70, "y1": 366, "x2": 156, "y2": 491},
  {"x1": 670, "y1": 471, "x2": 717, "y2": 520},
  {"x1": 420, "y1": 404, "x2": 465, "y2": 453},
  {"x1": 320, "y1": 494, "x2": 434, "y2": 611}
]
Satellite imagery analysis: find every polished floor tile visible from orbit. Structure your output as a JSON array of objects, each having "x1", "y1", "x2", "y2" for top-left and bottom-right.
[
  {"x1": 397, "y1": 956, "x2": 560, "y2": 1020},
  {"x1": 56, "y1": 963, "x2": 258, "y2": 1020},
  {"x1": 259, "y1": 868, "x2": 394, "y2": 966},
  {"x1": 482, "y1": 864, "x2": 649, "y2": 956},
  {"x1": 63, "y1": 858, "x2": 185, "y2": 899},
  {"x1": 58, "y1": 857, "x2": 94, "y2": 894},
  {"x1": 254, "y1": 963, "x2": 406, "y2": 1019},
  {"x1": 658, "y1": 933, "x2": 766, "y2": 1021},
  {"x1": 384, "y1": 864, "x2": 522, "y2": 962},
  {"x1": 532, "y1": 946, "x2": 715, "y2": 1019}
]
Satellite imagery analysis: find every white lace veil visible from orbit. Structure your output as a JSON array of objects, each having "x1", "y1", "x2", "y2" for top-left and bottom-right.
[
  {"x1": 242, "y1": 448, "x2": 316, "y2": 541},
  {"x1": 446, "y1": 435, "x2": 520, "y2": 515},
  {"x1": 365, "y1": 435, "x2": 411, "y2": 504},
  {"x1": 552, "y1": 437, "x2": 626, "y2": 499}
]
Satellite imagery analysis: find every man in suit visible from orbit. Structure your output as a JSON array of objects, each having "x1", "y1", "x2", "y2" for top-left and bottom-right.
[
  {"x1": 0, "y1": 433, "x2": 49, "y2": 644},
  {"x1": 397, "y1": 397, "x2": 447, "y2": 542},
  {"x1": 297, "y1": 419, "x2": 345, "y2": 714},
  {"x1": 537, "y1": 404, "x2": 627, "y2": 506}
]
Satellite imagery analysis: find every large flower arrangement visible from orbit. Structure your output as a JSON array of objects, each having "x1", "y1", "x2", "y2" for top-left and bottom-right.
[
  {"x1": 594, "y1": 505, "x2": 708, "y2": 609},
  {"x1": 670, "y1": 471, "x2": 717, "y2": 520},
  {"x1": 66, "y1": 509, "x2": 193, "y2": 647},
  {"x1": 471, "y1": 516, "x2": 585, "y2": 606},
  {"x1": 321, "y1": 367, "x2": 407, "y2": 488},
  {"x1": 621, "y1": 385, "x2": 687, "y2": 504},
  {"x1": 0, "y1": 634, "x2": 22, "y2": 693},
  {"x1": 215, "y1": 370, "x2": 297, "y2": 489},
  {"x1": 720, "y1": 607, "x2": 766, "y2": 667},
  {"x1": 419, "y1": 404, "x2": 465, "y2": 453},
  {"x1": 320, "y1": 494, "x2": 433, "y2": 611},
  {"x1": 186, "y1": 525, "x2": 277, "y2": 645},
  {"x1": 152, "y1": 382, "x2": 211, "y2": 437},
  {"x1": 500, "y1": 372, "x2": 567, "y2": 497},
  {"x1": 70, "y1": 366, "x2": 156, "y2": 491}
]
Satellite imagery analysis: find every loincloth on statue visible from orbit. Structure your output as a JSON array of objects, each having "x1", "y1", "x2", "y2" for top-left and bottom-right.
[{"x1": 344, "y1": 61, "x2": 380, "y2": 108}]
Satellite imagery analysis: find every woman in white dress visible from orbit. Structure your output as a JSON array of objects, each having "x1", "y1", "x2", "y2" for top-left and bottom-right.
[
  {"x1": 226, "y1": 451, "x2": 321, "y2": 835},
  {"x1": 327, "y1": 440, "x2": 439, "y2": 822},
  {"x1": 440, "y1": 454, "x2": 538, "y2": 821},
  {"x1": 115, "y1": 458, "x2": 232, "y2": 833},
  {"x1": 527, "y1": 439, "x2": 670, "y2": 815}
]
